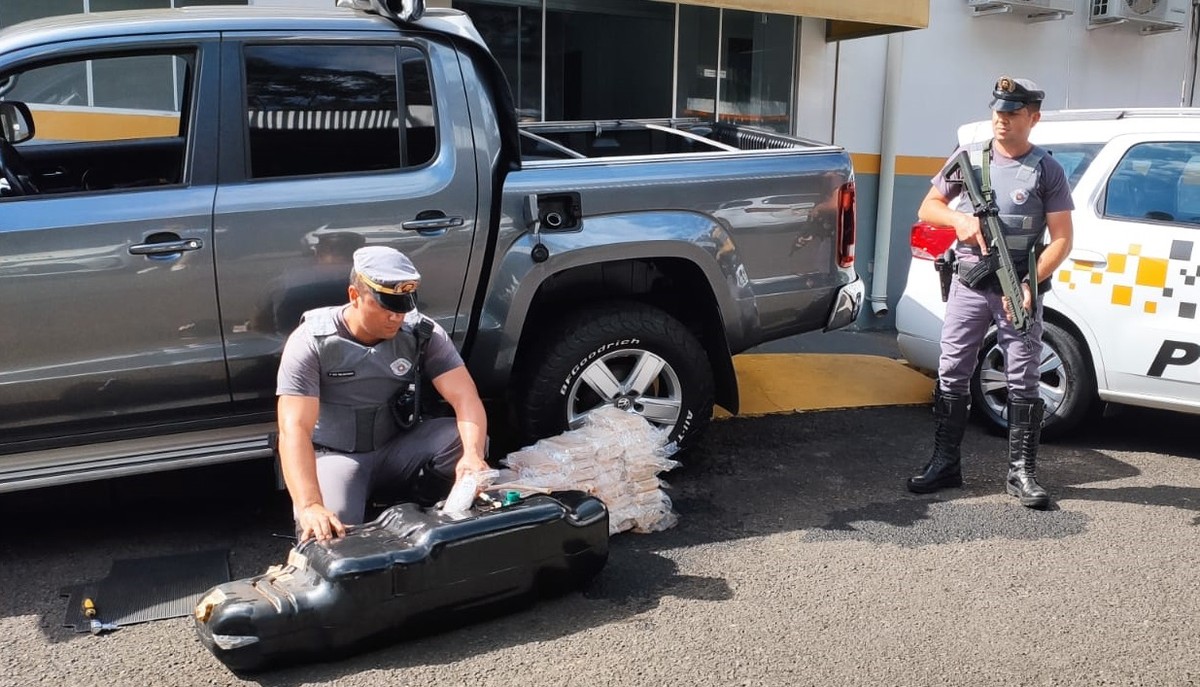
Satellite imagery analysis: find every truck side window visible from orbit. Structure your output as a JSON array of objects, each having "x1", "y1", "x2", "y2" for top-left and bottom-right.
[
  {"x1": 244, "y1": 44, "x2": 436, "y2": 179},
  {"x1": 0, "y1": 50, "x2": 192, "y2": 195},
  {"x1": 399, "y1": 46, "x2": 437, "y2": 168},
  {"x1": 1104, "y1": 141, "x2": 1200, "y2": 226}
]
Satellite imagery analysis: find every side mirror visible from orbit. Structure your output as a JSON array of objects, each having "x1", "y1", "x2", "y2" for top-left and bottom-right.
[{"x1": 0, "y1": 101, "x2": 34, "y2": 144}]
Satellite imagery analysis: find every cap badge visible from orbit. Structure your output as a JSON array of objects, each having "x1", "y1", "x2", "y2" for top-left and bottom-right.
[{"x1": 359, "y1": 273, "x2": 419, "y2": 295}]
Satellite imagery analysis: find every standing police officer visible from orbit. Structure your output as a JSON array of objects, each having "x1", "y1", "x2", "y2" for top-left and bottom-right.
[
  {"x1": 906, "y1": 77, "x2": 1074, "y2": 509},
  {"x1": 276, "y1": 246, "x2": 490, "y2": 540}
]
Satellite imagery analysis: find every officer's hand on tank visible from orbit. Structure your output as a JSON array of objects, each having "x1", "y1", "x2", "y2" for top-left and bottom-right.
[
  {"x1": 298, "y1": 503, "x2": 346, "y2": 542},
  {"x1": 953, "y1": 212, "x2": 988, "y2": 255},
  {"x1": 455, "y1": 453, "x2": 490, "y2": 482}
]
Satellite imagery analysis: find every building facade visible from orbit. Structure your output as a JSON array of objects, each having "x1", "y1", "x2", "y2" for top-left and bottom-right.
[{"x1": 4, "y1": 0, "x2": 1195, "y2": 329}]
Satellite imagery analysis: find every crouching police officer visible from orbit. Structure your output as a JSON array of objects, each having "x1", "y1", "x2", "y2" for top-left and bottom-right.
[
  {"x1": 276, "y1": 246, "x2": 490, "y2": 540},
  {"x1": 906, "y1": 76, "x2": 1074, "y2": 509}
]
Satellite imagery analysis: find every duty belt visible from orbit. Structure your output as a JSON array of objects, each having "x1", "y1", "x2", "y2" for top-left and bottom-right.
[{"x1": 956, "y1": 259, "x2": 983, "y2": 280}]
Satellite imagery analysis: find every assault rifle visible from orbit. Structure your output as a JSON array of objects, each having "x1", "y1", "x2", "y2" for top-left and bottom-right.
[{"x1": 942, "y1": 149, "x2": 1033, "y2": 333}]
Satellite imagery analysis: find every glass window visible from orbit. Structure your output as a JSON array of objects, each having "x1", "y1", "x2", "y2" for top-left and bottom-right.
[
  {"x1": 718, "y1": 10, "x2": 795, "y2": 133},
  {"x1": 0, "y1": 0, "x2": 247, "y2": 28},
  {"x1": 399, "y1": 46, "x2": 437, "y2": 166},
  {"x1": 5, "y1": 53, "x2": 188, "y2": 142},
  {"x1": 455, "y1": 0, "x2": 542, "y2": 121},
  {"x1": 244, "y1": 44, "x2": 435, "y2": 179},
  {"x1": 1043, "y1": 143, "x2": 1103, "y2": 190},
  {"x1": 91, "y1": 0, "x2": 247, "y2": 8},
  {"x1": 676, "y1": 5, "x2": 720, "y2": 124},
  {"x1": 0, "y1": 0, "x2": 84, "y2": 30},
  {"x1": 1104, "y1": 142, "x2": 1200, "y2": 226},
  {"x1": 5, "y1": 62, "x2": 88, "y2": 109},
  {"x1": 543, "y1": 0, "x2": 673, "y2": 121},
  {"x1": 93, "y1": 55, "x2": 183, "y2": 111},
  {"x1": 91, "y1": 0, "x2": 170, "y2": 11},
  {"x1": 0, "y1": 0, "x2": 247, "y2": 27},
  {"x1": 1174, "y1": 154, "x2": 1200, "y2": 226},
  {"x1": 453, "y1": 0, "x2": 798, "y2": 132},
  {"x1": 0, "y1": 49, "x2": 193, "y2": 199}
]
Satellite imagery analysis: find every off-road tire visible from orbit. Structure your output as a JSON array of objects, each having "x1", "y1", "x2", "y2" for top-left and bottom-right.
[{"x1": 517, "y1": 301, "x2": 715, "y2": 448}]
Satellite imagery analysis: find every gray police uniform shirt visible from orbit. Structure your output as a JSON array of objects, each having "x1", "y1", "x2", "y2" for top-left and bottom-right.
[
  {"x1": 933, "y1": 143, "x2": 1074, "y2": 275},
  {"x1": 276, "y1": 306, "x2": 464, "y2": 451}
]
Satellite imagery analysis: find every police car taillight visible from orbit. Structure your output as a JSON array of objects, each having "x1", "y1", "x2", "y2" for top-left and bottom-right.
[
  {"x1": 836, "y1": 181, "x2": 856, "y2": 268},
  {"x1": 910, "y1": 221, "x2": 956, "y2": 261}
]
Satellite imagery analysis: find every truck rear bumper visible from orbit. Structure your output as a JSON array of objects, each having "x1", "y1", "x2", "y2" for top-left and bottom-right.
[{"x1": 824, "y1": 277, "x2": 864, "y2": 331}]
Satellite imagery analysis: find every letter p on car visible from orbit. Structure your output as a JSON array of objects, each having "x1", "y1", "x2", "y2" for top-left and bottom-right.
[{"x1": 1147, "y1": 340, "x2": 1200, "y2": 378}]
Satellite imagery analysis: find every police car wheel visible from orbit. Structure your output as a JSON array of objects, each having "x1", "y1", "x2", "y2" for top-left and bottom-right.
[
  {"x1": 517, "y1": 301, "x2": 715, "y2": 449},
  {"x1": 970, "y1": 320, "x2": 1096, "y2": 441}
]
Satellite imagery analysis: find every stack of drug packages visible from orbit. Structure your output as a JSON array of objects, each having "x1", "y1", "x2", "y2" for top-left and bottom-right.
[{"x1": 499, "y1": 406, "x2": 681, "y2": 534}]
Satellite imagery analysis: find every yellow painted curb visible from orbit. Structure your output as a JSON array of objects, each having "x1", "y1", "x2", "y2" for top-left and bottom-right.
[{"x1": 715, "y1": 353, "x2": 934, "y2": 418}]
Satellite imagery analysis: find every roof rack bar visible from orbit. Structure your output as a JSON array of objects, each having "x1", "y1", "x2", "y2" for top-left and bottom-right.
[{"x1": 1039, "y1": 107, "x2": 1200, "y2": 122}]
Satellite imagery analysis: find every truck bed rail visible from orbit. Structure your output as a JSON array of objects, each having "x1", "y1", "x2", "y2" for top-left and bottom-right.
[
  {"x1": 710, "y1": 122, "x2": 814, "y2": 151},
  {"x1": 519, "y1": 118, "x2": 825, "y2": 159}
]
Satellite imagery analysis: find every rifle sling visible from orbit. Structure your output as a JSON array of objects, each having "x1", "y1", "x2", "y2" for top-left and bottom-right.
[{"x1": 967, "y1": 141, "x2": 1027, "y2": 280}]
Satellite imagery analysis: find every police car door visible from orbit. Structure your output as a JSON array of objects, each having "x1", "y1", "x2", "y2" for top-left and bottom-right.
[
  {"x1": 1054, "y1": 133, "x2": 1200, "y2": 407},
  {"x1": 213, "y1": 33, "x2": 480, "y2": 404}
]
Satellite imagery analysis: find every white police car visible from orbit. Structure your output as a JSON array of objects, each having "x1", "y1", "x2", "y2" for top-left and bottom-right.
[{"x1": 896, "y1": 108, "x2": 1200, "y2": 439}]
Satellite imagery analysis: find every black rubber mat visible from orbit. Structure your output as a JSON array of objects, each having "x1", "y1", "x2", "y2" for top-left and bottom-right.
[{"x1": 62, "y1": 549, "x2": 230, "y2": 633}]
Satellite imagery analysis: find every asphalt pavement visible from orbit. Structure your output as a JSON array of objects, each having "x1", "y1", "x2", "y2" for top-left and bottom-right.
[{"x1": 2, "y1": 329, "x2": 1198, "y2": 687}]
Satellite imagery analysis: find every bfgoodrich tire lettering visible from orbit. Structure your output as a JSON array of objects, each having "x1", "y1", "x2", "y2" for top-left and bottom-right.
[
  {"x1": 970, "y1": 320, "x2": 1095, "y2": 441},
  {"x1": 518, "y1": 301, "x2": 715, "y2": 448}
]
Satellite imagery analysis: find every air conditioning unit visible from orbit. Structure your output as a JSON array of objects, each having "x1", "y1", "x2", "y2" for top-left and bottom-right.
[
  {"x1": 967, "y1": 0, "x2": 1076, "y2": 22},
  {"x1": 1088, "y1": 0, "x2": 1189, "y2": 33}
]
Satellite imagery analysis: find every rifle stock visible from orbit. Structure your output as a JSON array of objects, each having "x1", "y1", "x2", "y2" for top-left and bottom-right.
[{"x1": 943, "y1": 150, "x2": 1032, "y2": 332}]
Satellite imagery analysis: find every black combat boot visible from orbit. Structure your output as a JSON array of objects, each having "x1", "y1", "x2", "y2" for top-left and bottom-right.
[
  {"x1": 1006, "y1": 398, "x2": 1049, "y2": 509},
  {"x1": 907, "y1": 388, "x2": 971, "y2": 494}
]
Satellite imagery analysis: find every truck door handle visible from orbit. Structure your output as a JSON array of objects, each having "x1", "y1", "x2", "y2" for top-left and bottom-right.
[
  {"x1": 401, "y1": 214, "x2": 464, "y2": 231},
  {"x1": 129, "y1": 238, "x2": 204, "y2": 256}
]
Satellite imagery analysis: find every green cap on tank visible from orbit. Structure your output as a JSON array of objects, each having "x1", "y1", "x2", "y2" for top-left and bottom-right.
[{"x1": 502, "y1": 490, "x2": 521, "y2": 506}]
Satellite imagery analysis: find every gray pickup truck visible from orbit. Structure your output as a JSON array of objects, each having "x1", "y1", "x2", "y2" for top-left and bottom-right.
[{"x1": 0, "y1": 2, "x2": 863, "y2": 493}]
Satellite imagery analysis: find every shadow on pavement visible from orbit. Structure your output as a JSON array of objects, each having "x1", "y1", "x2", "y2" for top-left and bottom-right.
[
  {"x1": 0, "y1": 403, "x2": 1196, "y2": 682},
  {"x1": 664, "y1": 405, "x2": 1197, "y2": 551}
]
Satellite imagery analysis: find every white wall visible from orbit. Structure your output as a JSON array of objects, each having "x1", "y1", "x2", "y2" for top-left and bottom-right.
[
  {"x1": 821, "y1": 1, "x2": 1194, "y2": 158},
  {"x1": 794, "y1": 16, "x2": 839, "y2": 143},
  {"x1": 250, "y1": 0, "x2": 329, "y2": 7},
  {"x1": 251, "y1": 0, "x2": 453, "y2": 8}
]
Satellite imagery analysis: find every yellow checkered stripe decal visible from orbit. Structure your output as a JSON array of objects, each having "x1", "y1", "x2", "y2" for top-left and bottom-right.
[{"x1": 1058, "y1": 240, "x2": 1198, "y2": 319}]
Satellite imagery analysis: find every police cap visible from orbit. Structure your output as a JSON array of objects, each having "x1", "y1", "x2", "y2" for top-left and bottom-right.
[
  {"x1": 353, "y1": 246, "x2": 421, "y2": 313},
  {"x1": 990, "y1": 76, "x2": 1044, "y2": 112}
]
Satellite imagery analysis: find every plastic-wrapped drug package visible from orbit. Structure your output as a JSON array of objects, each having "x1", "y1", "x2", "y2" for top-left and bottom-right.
[{"x1": 500, "y1": 406, "x2": 681, "y2": 534}]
